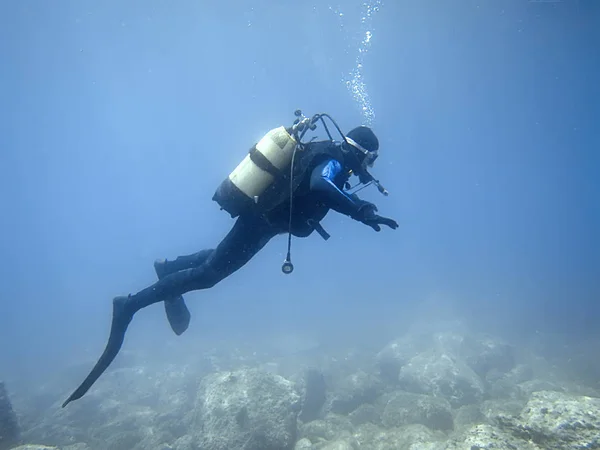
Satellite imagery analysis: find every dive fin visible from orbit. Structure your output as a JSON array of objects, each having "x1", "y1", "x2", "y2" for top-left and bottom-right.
[
  {"x1": 164, "y1": 296, "x2": 191, "y2": 336},
  {"x1": 62, "y1": 296, "x2": 133, "y2": 408},
  {"x1": 154, "y1": 259, "x2": 191, "y2": 335}
]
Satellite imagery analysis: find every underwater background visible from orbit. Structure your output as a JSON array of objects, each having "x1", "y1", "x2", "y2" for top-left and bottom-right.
[{"x1": 1, "y1": 1, "x2": 599, "y2": 449}]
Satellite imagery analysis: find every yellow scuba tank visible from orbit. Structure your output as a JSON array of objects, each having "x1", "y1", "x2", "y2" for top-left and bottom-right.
[{"x1": 212, "y1": 126, "x2": 299, "y2": 218}]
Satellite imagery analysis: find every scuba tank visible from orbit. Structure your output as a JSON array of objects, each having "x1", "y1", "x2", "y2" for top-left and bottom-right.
[{"x1": 212, "y1": 126, "x2": 299, "y2": 218}]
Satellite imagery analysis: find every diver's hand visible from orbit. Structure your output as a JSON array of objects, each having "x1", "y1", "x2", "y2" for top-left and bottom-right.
[
  {"x1": 362, "y1": 215, "x2": 399, "y2": 232},
  {"x1": 353, "y1": 201, "x2": 398, "y2": 231},
  {"x1": 354, "y1": 200, "x2": 378, "y2": 218}
]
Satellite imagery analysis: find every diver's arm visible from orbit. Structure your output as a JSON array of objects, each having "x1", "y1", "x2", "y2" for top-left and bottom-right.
[
  {"x1": 310, "y1": 159, "x2": 399, "y2": 231},
  {"x1": 309, "y1": 159, "x2": 363, "y2": 217}
]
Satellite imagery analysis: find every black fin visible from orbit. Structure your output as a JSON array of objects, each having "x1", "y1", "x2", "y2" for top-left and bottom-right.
[
  {"x1": 155, "y1": 260, "x2": 192, "y2": 335},
  {"x1": 62, "y1": 296, "x2": 133, "y2": 408},
  {"x1": 164, "y1": 296, "x2": 191, "y2": 336}
]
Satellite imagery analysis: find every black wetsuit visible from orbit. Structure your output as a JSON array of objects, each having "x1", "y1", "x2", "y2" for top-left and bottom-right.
[
  {"x1": 62, "y1": 140, "x2": 398, "y2": 407},
  {"x1": 127, "y1": 143, "x2": 368, "y2": 311}
]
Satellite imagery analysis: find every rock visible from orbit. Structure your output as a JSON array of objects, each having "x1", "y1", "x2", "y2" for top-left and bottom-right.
[
  {"x1": 8, "y1": 447, "x2": 60, "y2": 450},
  {"x1": 299, "y1": 414, "x2": 354, "y2": 444},
  {"x1": 460, "y1": 335, "x2": 516, "y2": 378},
  {"x1": 445, "y1": 423, "x2": 541, "y2": 450},
  {"x1": 294, "y1": 437, "x2": 313, "y2": 449},
  {"x1": 506, "y1": 364, "x2": 535, "y2": 384},
  {"x1": 480, "y1": 399, "x2": 525, "y2": 423},
  {"x1": 84, "y1": 402, "x2": 162, "y2": 450},
  {"x1": 431, "y1": 332, "x2": 466, "y2": 356},
  {"x1": 154, "y1": 410, "x2": 189, "y2": 443},
  {"x1": 379, "y1": 391, "x2": 453, "y2": 431},
  {"x1": 327, "y1": 370, "x2": 383, "y2": 415},
  {"x1": 171, "y1": 435, "x2": 195, "y2": 450},
  {"x1": 99, "y1": 429, "x2": 144, "y2": 450},
  {"x1": 452, "y1": 404, "x2": 485, "y2": 433},
  {"x1": 63, "y1": 445, "x2": 91, "y2": 450},
  {"x1": 299, "y1": 369, "x2": 327, "y2": 422},
  {"x1": 193, "y1": 368, "x2": 300, "y2": 450},
  {"x1": 377, "y1": 332, "x2": 515, "y2": 389},
  {"x1": 399, "y1": 350, "x2": 485, "y2": 407},
  {"x1": 498, "y1": 390, "x2": 600, "y2": 450},
  {"x1": 300, "y1": 420, "x2": 332, "y2": 443},
  {"x1": 517, "y1": 379, "x2": 563, "y2": 398},
  {"x1": 348, "y1": 404, "x2": 380, "y2": 427},
  {"x1": 133, "y1": 429, "x2": 176, "y2": 450},
  {"x1": 318, "y1": 440, "x2": 355, "y2": 450},
  {"x1": 375, "y1": 336, "x2": 428, "y2": 383},
  {"x1": 0, "y1": 381, "x2": 21, "y2": 450},
  {"x1": 353, "y1": 423, "x2": 446, "y2": 450},
  {"x1": 23, "y1": 360, "x2": 196, "y2": 448},
  {"x1": 23, "y1": 396, "x2": 97, "y2": 445},
  {"x1": 487, "y1": 364, "x2": 534, "y2": 399}
]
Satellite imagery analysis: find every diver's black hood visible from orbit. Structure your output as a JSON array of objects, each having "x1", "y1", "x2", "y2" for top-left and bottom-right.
[{"x1": 347, "y1": 126, "x2": 379, "y2": 152}]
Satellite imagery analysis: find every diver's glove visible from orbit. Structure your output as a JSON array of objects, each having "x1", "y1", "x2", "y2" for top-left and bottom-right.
[
  {"x1": 353, "y1": 201, "x2": 399, "y2": 232},
  {"x1": 363, "y1": 215, "x2": 399, "y2": 232}
]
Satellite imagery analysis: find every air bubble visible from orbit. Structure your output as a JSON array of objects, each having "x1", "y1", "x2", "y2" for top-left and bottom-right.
[{"x1": 343, "y1": 0, "x2": 382, "y2": 126}]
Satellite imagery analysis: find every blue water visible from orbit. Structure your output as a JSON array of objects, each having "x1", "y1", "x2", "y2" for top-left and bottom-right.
[{"x1": 0, "y1": 0, "x2": 598, "y2": 386}]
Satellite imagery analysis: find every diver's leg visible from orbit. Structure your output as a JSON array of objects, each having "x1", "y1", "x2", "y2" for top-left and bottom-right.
[
  {"x1": 62, "y1": 215, "x2": 278, "y2": 407},
  {"x1": 128, "y1": 214, "x2": 277, "y2": 311},
  {"x1": 154, "y1": 250, "x2": 213, "y2": 336},
  {"x1": 155, "y1": 249, "x2": 214, "y2": 276}
]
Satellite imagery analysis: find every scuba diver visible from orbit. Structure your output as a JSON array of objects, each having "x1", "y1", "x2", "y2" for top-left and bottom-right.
[{"x1": 62, "y1": 111, "x2": 398, "y2": 407}]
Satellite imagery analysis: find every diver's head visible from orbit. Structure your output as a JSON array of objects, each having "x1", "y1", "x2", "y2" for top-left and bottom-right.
[{"x1": 343, "y1": 126, "x2": 380, "y2": 171}]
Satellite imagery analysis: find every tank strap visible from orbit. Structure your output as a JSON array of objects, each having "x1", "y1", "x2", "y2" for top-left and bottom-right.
[{"x1": 249, "y1": 146, "x2": 286, "y2": 179}]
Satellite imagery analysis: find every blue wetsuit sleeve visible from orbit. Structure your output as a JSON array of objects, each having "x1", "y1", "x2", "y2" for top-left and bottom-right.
[{"x1": 309, "y1": 159, "x2": 361, "y2": 217}]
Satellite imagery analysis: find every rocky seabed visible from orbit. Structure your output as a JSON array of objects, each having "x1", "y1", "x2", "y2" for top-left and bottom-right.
[{"x1": 2, "y1": 330, "x2": 600, "y2": 450}]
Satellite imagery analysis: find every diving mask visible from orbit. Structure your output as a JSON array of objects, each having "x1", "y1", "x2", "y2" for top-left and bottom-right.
[{"x1": 345, "y1": 136, "x2": 379, "y2": 169}]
